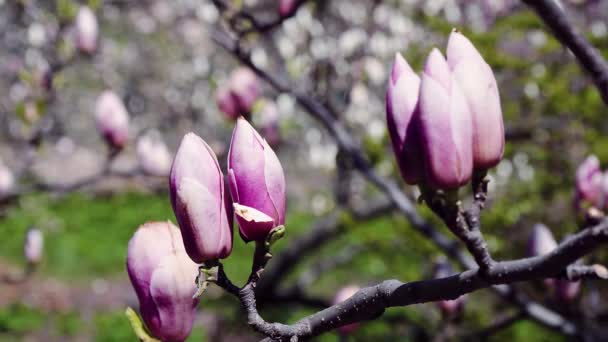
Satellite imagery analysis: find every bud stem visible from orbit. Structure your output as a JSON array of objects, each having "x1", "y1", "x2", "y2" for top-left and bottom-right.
[{"x1": 125, "y1": 307, "x2": 160, "y2": 342}]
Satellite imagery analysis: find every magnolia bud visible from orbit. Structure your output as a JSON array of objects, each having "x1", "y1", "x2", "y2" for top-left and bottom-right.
[
  {"x1": 24, "y1": 228, "x2": 43, "y2": 265},
  {"x1": 216, "y1": 84, "x2": 240, "y2": 120},
  {"x1": 575, "y1": 155, "x2": 602, "y2": 209},
  {"x1": 333, "y1": 285, "x2": 360, "y2": 335},
  {"x1": 447, "y1": 30, "x2": 504, "y2": 170},
  {"x1": 279, "y1": 0, "x2": 297, "y2": 17},
  {"x1": 95, "y1": 90, "x2": 129, "y2": 149},
  {"x1": 127, "y1": 221, "x2": 199, "y2": 342},
  {"x1": 434, "y1": 261, "x2": 466, "y2": 317},
  {"x1": 0, "y1": 161, "x2": 15, "y2": 197},
  {"x1": 258, "y1": 101, "x2": 281, "y2": 146},
  {"x1": 228, "y1": 118, "x2": 286, "y2": 242},
  {"x1": 555, "y1": 279, "x2": 581, "y2": 302},
  {"x1": 170, "y1": 133, "x2": 233, "y2": 263},
  {"x1": 527, "y1": 223, "x2": 558, "y2": 257},
  {"x1": 136, "y1": 131, "x2": 172, "y2": 177},
  {"x1": 75, "y1": 6, "x2": 98, "y2": 54},
  {"x1": 418, "y1": 49, "x2": 473, "y2": 189},
  {"x1": 386, "y1": 53, "x2": 424, "y2": 185},
  {"x1": 230, "y1": 68, "x2": 260, "y2": 115}
]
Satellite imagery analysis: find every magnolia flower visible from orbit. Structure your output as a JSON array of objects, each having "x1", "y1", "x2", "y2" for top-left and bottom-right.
[
  {"x1": 127, "y1": 221, "x2": 199, "y2": 342},
  {"x1": 24, "y1": 228, "x2": 43, "y2": 265},
  {"x1": 170, "y1": 133, "x2": 233, "y2": 263},
  {"x1": 95, "y1": 90, "x2": 129, "y2": 149},
  {"x1": 447, "y1": 30, "x2": 504, "y2": 170},
  {"x1": 386, "y1": 53, "x2": 424, "y2": 184},
  {"x1": 434, "y1": 261, "x2": 466, "y2": 317},
  {"x1": 333, "y1": 285, "x2": 361, "y2": 335},
  {"x1": 136, "y1": 131, "x2": 172, "y2": 177},
  {"x1": 418, "y1": 48, "x2": 473, "y2": 189},
  {"x1": 0, "y1": 161, "x2": 15, "y2": 197},
  {"x1": 228, "y1": 118, "x2": 286, "y2": 242},
  {"x1": 574, "y1": 155, "x2": 603, "y2": 210},
  {"x1": 75, "y1": 6, "x2": 98, "y2": 54}
]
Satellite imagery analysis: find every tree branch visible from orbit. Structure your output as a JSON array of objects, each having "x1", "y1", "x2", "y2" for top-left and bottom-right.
[
  {"x1": 245, "y1": 219, "x2": 608, "y2": 341},
  {"x1": 522, "y1": 0, "x2": 608, "y2": 105}
]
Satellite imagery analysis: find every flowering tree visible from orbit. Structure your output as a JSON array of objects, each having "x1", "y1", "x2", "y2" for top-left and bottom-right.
[{"x1": 2, "y1": 0, "x2": 608, "y2": 341}]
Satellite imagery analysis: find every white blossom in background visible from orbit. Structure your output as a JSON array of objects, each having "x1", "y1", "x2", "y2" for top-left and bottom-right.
[
  {"x1": 137, "y1": 130, "x2": 172, "y2": 176},
  {"x1": 24, "y1": 228, "x2": 44, "y2": 265},
  {"x1": 95, "y1": 90, "x2": 130, "y2": 149},
  {"x1": 0, "y1": 161, "x2": 15, "y2": 197},
  {"x1": 75, "y1": 6, "x2": 98, "y2": 54}
]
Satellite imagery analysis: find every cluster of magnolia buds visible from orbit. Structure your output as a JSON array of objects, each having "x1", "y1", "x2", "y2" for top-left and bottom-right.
[
  {"x1": 127, "y1": 118, "x2": 285, "y2": 340},
  {"x1": 528, "y1": 224, "x2": 580, "y2": 302},
  {"x1": 574, "y1": 155, "x2": 608, "y2": 214},
  {"x1": 74, "y1": 6, "x2": 99, "y2": 54},
  {"x1": 216, "y1": 68, "x2": 260, "y2": 120},
  {"x1": 387, "y1": 30, "x2": 504, "y2": 190}
]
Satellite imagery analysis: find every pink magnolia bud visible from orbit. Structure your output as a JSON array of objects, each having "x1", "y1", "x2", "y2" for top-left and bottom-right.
[
  {"x1": 528, "y1": 224, "x2": 561, "y2": 289},
  {"x1": 279, "y1": 0, "x2": 298, "y2": 17},
  {"x1": 555, "y1": 279, "x2": 581, "y2": 302},
  {"x1": 75, "y1": 6, "x2": 98, "y2": 54},
  {"x1": 434, "y1": 261, "x2": 466, "y2": 317},
  {"x1": 386, "y1": 53, "x2": 424, "y2": 185},
  {"x1": 447, "y1": 30, "x2": 504, "y2": 170},
  {"x1": 527, "y1": 223, "x2": 558, "y2": 257},
  {"x1": 230, "y1": 68, "x2": 260, "y2": 114},
  {"x1": 258, "y1": 101, "x2": 281, "y2": 146},
  {"x1": 95, "y1": 91, "x2": 129, "y2": 149},
  {"x1": 127, "y1": 221, "x2": 199, "y2": 342},
  {"x1": 169, "y1": 133, "x2": 233, "y2": 263},
  {"x1": 333, "y1": 285, "x2": 360, "y2": 335},
  {"x1": 228, "y1": 118, "x2": 286, "y2": 242},
  {"x1": 137, "y1": 131, "x2": 172, "y2": 177},
  {"x1": 418, "y1": 49, "x2": 473, "y2": 189},
  {"x1": 24, "y1": 228, "x2": 43, "y2": 265},
  {"x1": 574, "y1": 155, "x2": 602, "y2": 209},
  {"x1": 0, "y1": 162, "x2": 15, "y2": 197},
  {"x1": 216, "y1": 84, "x2": 240, "y2": 120}
]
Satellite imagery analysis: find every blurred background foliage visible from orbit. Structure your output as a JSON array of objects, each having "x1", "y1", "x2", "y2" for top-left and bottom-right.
[{"x1": 1, "y1": 0, "x2": 608, "y2": 341}]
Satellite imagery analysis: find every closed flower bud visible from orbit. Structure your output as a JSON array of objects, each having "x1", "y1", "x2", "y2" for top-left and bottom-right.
[
  {"x1": 418, "y1": 49, "x2": 473, "y2": 189},
  {"x1": 386, "y1": 53, "x2": 424, "y2": 184},
  {"x1": 216, "y1": 84, "x2": 240, "y2": 120},
  {"x1": 527, "y1": 223, "x2": 558, "y2": 257},
  {"x1": 24, "y1": 228, "x2": 43, "y2": 265},
  {"x1": 333, "y1": 285, "x2": 361, "y2": 335},
  {"x1": 230, "y1": 68, "x2": 260, "y2": 115},
  {"x1": 447, "y1": 30, "x2": 504, "y2": 170},
  {"x1": 95, "y1": 91, "x2": 129, "y2": 149},
  {"x1": 137, "y1": 131, "x2": 172, "y2": 177},
  {"x1": 575, "y1": 155, "x2": 602, "y2": 209},
  {"x1": 433, "y1": 261, "x2": 466, "y2": 317},
  {"x1": 228, "y1": 118, "x2": 286, "y2": 242},
  {"x1": 279, "y1": 0, "x2": 297, "y2": 17},
  {"x1": 75, "y1": 6, "x2": 98, "y2": 54},
  {"x1": 127, "y1": 221, "x2": 199, "y2": 342},
  {"x1": 555, "y1": 279, "x2": 581, "y2": 302},
  {"x1": 169, "y1": 133, "x2": 233, "y2": 263},
  {"x1": 0, "y1": 161, "x2": 15, "y2": 197},
  {"x1": 257, "y1": 101, "x2": 281, "y2": 146},
  {"x1": 528, "y1": 223, "x2": 558, "y2": 289}
]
